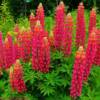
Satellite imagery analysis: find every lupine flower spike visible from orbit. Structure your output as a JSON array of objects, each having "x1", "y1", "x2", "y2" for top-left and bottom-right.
[
  {"x1": 54, "y1": 2, "x2": 65, "y2": 49},
  {"x1": 84, "y1": 30, "x2": 97, "y2": 81},
  {"x1": 4, "y1": 34, "x2": 15, "y2": 69},
  {"x1": 76, "y1": 2, "x2": 86, "y2": 47},
  {"x1": 36, "y1": 3, "x2": 45, "y2": 28},
  {"x1": 0, "y1": 32, "x2": 4, "y2": 75},
  {"x1": 32, "y1": 21, "x2": 43, "y2": 71},
  {"x1": 9, "y1": 60, "x2": 26, "y2": 93},
  {"x1": 62, "y1": 13, "x2": 73, "y2": 55},
  {"x1": 29, "y1": 12, "x2": 36, "y2": 32},
  {"x1": 70, "y1": 46, "x2": 86, "y2": 98},
  {"x1": 0, "y1": 32, "x2": 4, "y2": 68},
  {"x1": 39, "y1": 37, "x2": 50, "y2": 72},
  {"x1": 89, "y1": 8, "x2": 96, "y2": 34},
  {"x1": 19, "y1": 27, "x2": 32, "y2": 62},
  {"x1": 94, "y1": 29, "x2": 100, "y2": 66}
]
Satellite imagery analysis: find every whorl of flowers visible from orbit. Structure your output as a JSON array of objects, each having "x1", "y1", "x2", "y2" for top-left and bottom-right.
[
  {"x1": 4, "y1": 34, "x2": 15, "y2": 69},
  {"x1": 32, "y1": 21, "x2": 43, "y2": 71},
  {"x1": 32, "y1": 21, "x2": 50, "y2": 72},
  {"x1": 94, "y1": 29, "x2": 100, "y2": 66},
  {"x1": 54, "y1": 2, "x2": 65, "y2": 49},
  {"x1": 18, "y1": 28, "x2": 32, "y2": 62},
  {"x1": 29, "y1": 12, "x2": 36, "y2": 32},
  {"x1": 9, "y1": 60, "x2": 26, "y2": 93},
  {"x1": 89, "y1": 8, "x2": 96, "y2": 34},
  {"x1": 39, "y1": 37, "x2": 50, "y2": 72},
  {"x1": 76, "y1": 2, "x2": 86, "y2": 47},
  {"x1": 62, "y1": 13, "x2": 73, "y2": 55},
  {"x1": 36, "y1": 3, "x2": 45, "y2": 28},
  {"x1": 84, "y1": 30, "x2": 97, "y2": 81},
  {"x1": 70, "y1": 46, "x2": 86, "y2": 98},
  {"x1": 14, "y1": 40, "x2": 21, "y2": 60},
  {"x1": 0, "y1": 32, "x2": 4, "y2": 68}
]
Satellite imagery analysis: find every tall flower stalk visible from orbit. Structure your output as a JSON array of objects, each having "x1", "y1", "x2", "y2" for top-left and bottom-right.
[
  {"x1": 54, "y1": 2, "x2": 65, "y2": 49},
  {"x1": 84, "y1": 30, "x2": 97, "y2": 81},
  {"x1": 62, "y1": 13, "x2": 73, "y2": 55},
  {"x1": 76, "y1": 2, "x2": 86, "y2": 47},
  {"x1": 88, "y1": 8, "x2": 96, "y2": 34},
  {"x1": 36, "y1": 3, "x2": 45, "y2": 28},
  {"x1": 0, "y1": 32, "x2": 4, "y2": 68},
  {"x1": 70, "y1": 46, "x2": 86, "y2": 98},
  {"x1": 94, "y1": 29, "x2": 100, "y2": 66},
  {"x1": 9, "y1": 60, "x2": 26, "y2": 93}
]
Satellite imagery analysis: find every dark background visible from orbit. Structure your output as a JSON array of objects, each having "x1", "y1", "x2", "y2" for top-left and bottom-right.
[{"x1": 0, "y1": 0, "x2": 99, "y2": 19}]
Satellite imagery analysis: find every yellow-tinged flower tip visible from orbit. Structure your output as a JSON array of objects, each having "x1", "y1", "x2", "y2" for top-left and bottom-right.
[
  {"x1": 43, "y1": 37, "x2": 48, "y2": 44},
  {"x1": 16, "y1": 59, "x2": 20, "y2": 64},
  {"x1": 79, "y1": 2, "x2": 83, "y2": 6},
  {"x1": 92, "y1": 8, "x2": 96, "y2": 11},
  {"x1": 10, "y1": 66, "x2": 14, "y2": 73},
  {"x1": 60, "y1": 1, "x2": 64, "y2": 5},
  {"x1": 31, "y1": 12, "x2": 35, "y2": 16},
  {"x1": 67, "y1": 13, "x2": 71, "y2": 17},
  {"x1": 76, "y1": 46, "x2": 85, "y2": 58},
  {"x1": 38, "y1": 3, "x2": 43, "y2": 8},
  {"x1": 90, "y1": 31, "x2": 96, "y2": 41},
  {"x1": 5, "y1": 38, "x2": 8, "y2": 43},
  {"x1": 36, "y1": 20, "x2": 41, "y2": 27},
  {"x1": 7, "y1": 32, "x2": 12, "y2": 36},
  {"x1": 78, "y1": 46, "x2": 84, "y2": 52}
]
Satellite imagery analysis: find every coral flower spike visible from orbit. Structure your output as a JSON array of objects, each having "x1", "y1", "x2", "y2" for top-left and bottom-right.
[
  {"x1": 70, "y1": 46, "x2": 86, "y2": 98},
  {"x1": 89, "y1": 8, "x2": 96, "y2": 34},
  {"x1": 36, "y1": 3, "x2": 45, "y2": 28},
  {"x1": 84, "y1": 30, "x2": 97, "y2": 81},
  {"x1": 9, "y1": 60, "x2": 26, "y2": 93},
  {"x1": 76, "y1": 2, "x2": 86, "y2": 47}
]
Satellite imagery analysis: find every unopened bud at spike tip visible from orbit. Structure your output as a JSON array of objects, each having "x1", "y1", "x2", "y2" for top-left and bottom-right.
[
  {"x1": 79, "y1": 2, "x2": 83, "y2": 6},
  {"x1": 38, "y1": 3, "x2": 43, "y2": 8}
]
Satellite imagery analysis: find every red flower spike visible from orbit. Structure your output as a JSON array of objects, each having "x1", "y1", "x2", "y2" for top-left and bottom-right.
[
  {"x1": 76, "y1": 2, "x2": 86, "y2": 47},
  {"x1": 59, "y1": 1, "x2": 65, "y2": 12},
  {"x1": 32, "y1": 21, "x2": 43, "y2": 71},
  {"x1": 14, "y1": 40, "x2": 21, "y2": 60},
  {"x1": 0, "y1": 32, "x2": 4, "y2": 68},
  {"x1": 62, "y1": 13, "x2": 73, "y2": 55},
  {"x1": 39, "y1": 37, "x2": 50, "y2": 72},
  {"x1": 4, "y1": 35, "x2": 15, "y2": 69},
  {"x1": 54, "y1": 4, "x2": 65, "y2": 49},
  {"x1": 70, "y1": 46, "x2": 86, "y2": 98},
  {"x1": 36, "y1": 3, "x2": 45, "y2": 28},
  {"x1": 84, "y1": 31, "x2": 97, "y2": 81},
  {"x1": 32, "y1": 21, "x2": 50, "y2": 72},
  {"x1": 9, "y1": 60, "x2": 26, "y2": 93},
  {"x1": 94, "y1": 29, "x2": 100, "y2": 66},
  {"x1": 18, "y1": 28, "x2": 32, "y2": 62},
  {"x1": 29, "y1": 12, "x2": 36, "y2": 32},
  {"x1": 89, "y1": 8, "x2": 96, "y2": 34}
]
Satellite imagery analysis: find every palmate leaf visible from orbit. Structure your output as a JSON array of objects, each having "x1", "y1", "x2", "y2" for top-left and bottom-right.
[
  {"x1": 45, "y1": 71, "x2": 62, "y2": 86},
  {"x1": 38, "y1": 83, "x2": 55, "y2": 96}
]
